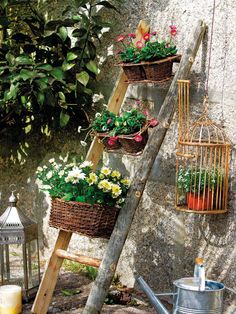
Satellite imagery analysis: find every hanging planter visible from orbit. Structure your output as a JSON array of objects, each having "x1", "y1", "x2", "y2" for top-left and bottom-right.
[
  {"x1": 96, "y1": 132, "x2": 121, "y2": 150},
  {"x1": 36, "y1": 161, "x2": 130, "y2": 238},
  {"x1": 115, "y1": 27, "x2": 179, "y2": 82},
  {"x1": 118, "y1": 125, "x2": 149, "y2": 153}
]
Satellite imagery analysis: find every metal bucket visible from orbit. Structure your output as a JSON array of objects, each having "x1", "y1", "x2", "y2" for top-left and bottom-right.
[{"x1": 173, "y1": 277, "x2": 225, "y2": 314}]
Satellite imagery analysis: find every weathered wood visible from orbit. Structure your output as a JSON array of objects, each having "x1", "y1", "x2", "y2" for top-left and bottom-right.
[
  {"x1": 134, "y1": 20, "x2": 150, "y2": 42},
  {"x1": 83, "y1": 20, "x2": 207, "y2": 314},
  {"x1": 55, "y1": 249, "x2": 101, "y2": 268},
  {"x1": 31, "y1": 230, "x2": 72, "y2": 314}
]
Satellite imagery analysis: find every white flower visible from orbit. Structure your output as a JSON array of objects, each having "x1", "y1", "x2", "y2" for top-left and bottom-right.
[
  {"x1": 65, "y1": 167, "x2": 86, "y2": 184},
  {"x1": 101, "y1": 166, "x2": 111, "y2": 176},
  {"x1": 49, "y1": 158, "x2": 55, "y2": 163},
  {"x1": 102, "y1": 126, "x2": 107, "y2": 131},
  {"x1": 58, "y1": 170, "x2": 64, "y2": 177},
  {"x1": 59, "y1": 155, "x2": 68, "y2": 163},
  {"x1": 77, "y1": 126, "x2": 82, "y2": 133},
  {"x1": 43, "y1": 165, "x2": 47, "y2": 169},
  {"x1": 80, "y1": 161, "x2": 93, "y2": 168},
  {"x1": 92, "y1": 93, "x2": 104, "y2": 103},
  {"x1": 80, "y1": 141, "x2": 87, "y2": 147},
  {"x1": 95, "y1": 112, "x2": 101, "y2": 118},
  {"x1": 37, "y1": 166, "x2": 43, "y2": 172},
  {"x1": 46, "y1": 171, "x2": 53, "y2": 180}
]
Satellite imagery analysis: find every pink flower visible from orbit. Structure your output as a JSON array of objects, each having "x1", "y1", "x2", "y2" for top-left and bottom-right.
[
  {"x1": 128, "y1": 33, "x2": 136, "y2": 38},
  {"x1": 143, "y1": 110, "x2": 149, "y2": 116},
  {"x1": 107, "y1": 118, "x2": 112, "y2": 124},
  {"x1": 149, "y1": 118, "x2": 159, "y2": 127},
  {"x1": 134, "y1": 134, "x2": 143, "y2": 142},
  {"x1": 151, "y1": 31, "x2": 157, "y2": 35},
  {"x1": 107, "y1": 136, "x2": 118, "y2": 146},
  {"x1": 169, "y1": 25, "x2": 177, "y2": 37},
  {"x1": 143, "y1": 33, "x2": 151, "y2": 41},
  {"x1": 136, "y1": 99, "x2": 141, "y2": 105},
  {"x1": 135, "y1": 41, "x2": 144, "y2": 49},
  {"x1": 116, "y1": 35, "x2": 125, "y2": 42}
]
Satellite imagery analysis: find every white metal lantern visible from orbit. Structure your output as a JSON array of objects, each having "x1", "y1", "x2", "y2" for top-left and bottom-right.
[{"x1": 0, "y1": 191, "x2": 40, "y2": 300}]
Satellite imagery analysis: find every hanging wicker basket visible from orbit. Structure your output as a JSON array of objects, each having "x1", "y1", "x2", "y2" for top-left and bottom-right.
[
  {"x1": 96, "y1": 132, "x2": 121, "y2": 150},
  {"x1": 49, "y1": 198, "x2": 120, "y2": 239},
  {"x1": 119, "y1": 63, "x2": 146, "y2": 81},
  {"x1": 119, "y1": 126, "x2": 149, "y2": 153}
]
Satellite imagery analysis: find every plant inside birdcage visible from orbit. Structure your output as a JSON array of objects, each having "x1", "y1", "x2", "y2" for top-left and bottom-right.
[
  {"x1": 177, "y1": 167, "x2": 223, "y2": 211},
  {"x1": 36, "y1": 158, "x2": 130, "y2": 238}
]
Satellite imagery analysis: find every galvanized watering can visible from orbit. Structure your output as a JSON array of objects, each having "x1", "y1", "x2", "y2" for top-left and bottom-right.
[{"x1": 136, "y1": 276, "x2": 225, "y2": 314}]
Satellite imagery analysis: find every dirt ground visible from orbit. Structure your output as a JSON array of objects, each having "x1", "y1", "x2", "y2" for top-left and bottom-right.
[{"x1": 22, "y1": 271, "x2": 162, "y2": 314}]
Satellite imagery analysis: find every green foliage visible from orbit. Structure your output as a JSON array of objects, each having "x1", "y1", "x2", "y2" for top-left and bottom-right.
[
  {"x1": 36, "y1": 158, "x2": 130, "y2": 207},
  {"x1": 0, "y1": 0, "x2": 118, "y2": 136},
  {"x1": 116, "y1": 30, "x2": 177, "y2": 64},
  {"x1": 92, "y1": 110, "x2": 117, "y2": 133},
  {"x1": 177, "y1": 168, "x2": 220, "y2": 193},
  {"x1": 112, "y1": 109, "x2": 146, "y2": 135},
  {"x1": 85, "y1": 266, "x2": 98, "y2": 280}
]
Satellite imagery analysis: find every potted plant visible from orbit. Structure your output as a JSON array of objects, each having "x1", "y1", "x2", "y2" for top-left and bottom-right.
[
  {"x1": 92, "y1": 110, "x2": 121, "y2": 149},
  {"x1": 115, "y1": 26, "x2": 179, "y2": 82},
  {"x1": 36, "y1": 158, "x2": 130, "y2": 238},
  {"x1": 110, "y1": 109, "x2": 159, "y2": 153},
  {"x1": 177, "y1": 168, "x2": 219, "y2": 211}
]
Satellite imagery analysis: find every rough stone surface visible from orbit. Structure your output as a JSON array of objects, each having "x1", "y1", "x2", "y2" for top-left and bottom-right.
[{"x1": 0, "y1": 0, "x2": 236, "y2": 313}]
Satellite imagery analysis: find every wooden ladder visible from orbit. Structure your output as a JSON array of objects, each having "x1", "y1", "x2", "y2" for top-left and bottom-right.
[{"x1": 32, "y1": 20, "x2": 206, "y2": 314}]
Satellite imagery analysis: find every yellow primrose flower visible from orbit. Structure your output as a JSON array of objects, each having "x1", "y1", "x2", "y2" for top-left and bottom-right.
[
  {"x1": 121, "y1": 178, "x2": 131, "y2": 187},
  {"x1": 111, "y1": 184, "x2": 122, "y2": 196},
  {"x1": 87, "y1": 172, "x2": 98, "y2": 185},
  {"x1": 111, "y1": 170, "x2": 121, "y2": 179},
  {"x1": 101, "y1": 166, "x2": 111, "y2": 176},
  {"x1": 98, "y1": 179, "x2": 112, "y2": 191}
]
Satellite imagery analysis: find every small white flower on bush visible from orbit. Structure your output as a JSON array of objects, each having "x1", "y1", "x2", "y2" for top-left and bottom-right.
[
  {"x1": 95, "y1": 112, "x2": 101, "y2": 118},
  {"x1": 49, "y1": 158, "x2": 55, "y2": 163},
  {"x1": 46, "y1": 171, "x2": 53, "y2": 180},
  {"x1": 58, "y1": 170, "x2": 64, "y2": 177},
  {"x1": 77, "y1": 126, "x2": 82, "y2": 133},
  {"x1": 80, "y1": 161, "x2": 93, "y2": 168},
  {"x1": 66, "y1": 167, "x2": 86, "y2": 184},
  {"x1": 80, "y1": 140, "x2": 87, "y2": 147}
]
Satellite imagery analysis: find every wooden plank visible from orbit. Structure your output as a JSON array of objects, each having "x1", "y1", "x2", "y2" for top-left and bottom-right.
[
  {"x1": 134, "y1": 20, "x2": 150, "y2": 42},
  {"x1": 31, "y1": 230, "x2": 72, "y2": 314},
  {"x1": 55, "y1": 249, "x2": 101, "y2": 268},
  {"x1": 83, "y1": 20, "x2": 207, "y2": 314}
]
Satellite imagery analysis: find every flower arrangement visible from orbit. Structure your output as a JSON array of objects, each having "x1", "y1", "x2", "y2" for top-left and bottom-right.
[
  {"x1": 115, "y1": 25, "x2": 178, "y2": 64},
  {"x1": 92, "y1": 111, "x2": 117, "y2": 133},
  {"x1": 36, "y1": 158, "x2": 130, "y2": 207}
]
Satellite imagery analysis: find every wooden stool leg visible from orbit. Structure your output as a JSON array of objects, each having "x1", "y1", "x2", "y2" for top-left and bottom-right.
[{"x1": 31, "y1": 230, "x2": 72, "y2": 314}]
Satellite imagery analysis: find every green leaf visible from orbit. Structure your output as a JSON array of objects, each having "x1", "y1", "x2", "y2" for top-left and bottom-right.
[
  {"x1": 15, "y1": 55, "x2": 33, "y2": 65},
  {"x1": 62, "y1": 61, "x2": 75, "y2": 71},
  {"x1": 61, "y1": 289, "x2": 81, "y2": 296},
  {"x1": 86, "y1": 60, "x2": 99, "y2": 75},
  {"x1": 66, "y1": 52, "x2": 78, "y2": 61},
  {"x1": 58, "y1": 91, "x2": 66, "y2": 102},
  {"x1": 36, "y1": 64, "x2": 53, "y2": 71},
  {"x1": 5, "y1": 52, "x2": 15, "y2": 66},
  {"x1": 72, "y1": 15, "x2": 81, "y2": 22},
  {"x1": 75, "y1": 196, "x2": 86, "y2": 202},
  {"x1": 83, "y1": 87, "x2": 93, "y2": 95},
  {"x1": 60, "y1": 110, "x2": 70, "y2": 127},
  {"x1": 38, "y1": 92, "x2": 45, "y2": 105},
  {"x1": 19, "y1": 69, "x2": 34, "y2": 81},
  {"x1": 76, "y1": 71, "x2": 89, "y2": 86},
  {"x1": 36, "y1": 78, "x2": 48, "y2": 90},
  {"x1": 72, "y1": 28, "x2": 87, "y2": 38},
  {"x1": 58, "y1": 26, "x2": 68, "y2": 42},
  {"x1": 50, "y1": 67, "x2": 64, "y2": 80},
  {"x1": 96, "y1": 1, "x2": 119, "y2": 12}
]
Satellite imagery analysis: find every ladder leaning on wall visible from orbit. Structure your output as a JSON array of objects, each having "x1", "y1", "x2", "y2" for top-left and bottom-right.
[{"x1": 31, "y1": 20, "x2": 207, "y2": 314}]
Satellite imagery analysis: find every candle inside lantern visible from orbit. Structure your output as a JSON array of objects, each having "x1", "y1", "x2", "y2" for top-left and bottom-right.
[{"x1": 0, "y1": 285, "x2": 22, "y2": 314}]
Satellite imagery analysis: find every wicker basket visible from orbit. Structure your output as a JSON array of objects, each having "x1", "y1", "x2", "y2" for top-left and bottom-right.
[
  {"x1": 120, "y1": 63, "x2": 146, "y2": 81},
  {"x1": 97, "y1": 133, "x2": 121, "y2": 150},
  {"x1": 142, "y1": 58, "x2": 173, "y2": 81},
  {"x1": 50, "y1": 198, "x2": 120, "y2": 239},
  {"x1": 119, "y1": 129, "x2": 149, "y2": 153}
]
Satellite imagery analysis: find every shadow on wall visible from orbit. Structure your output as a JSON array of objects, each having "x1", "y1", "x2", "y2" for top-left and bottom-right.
[{"x1": 0, "y1": 129, "x2": 87, "y2": 252}]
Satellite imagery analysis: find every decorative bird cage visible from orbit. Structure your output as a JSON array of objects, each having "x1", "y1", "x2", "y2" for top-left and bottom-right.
[
  {"x1": 0, "y1": 191, "x2": 40, "y2": 300},
  {"x1": 176, "y1": 80, "x2": 231, "y2": 214}
]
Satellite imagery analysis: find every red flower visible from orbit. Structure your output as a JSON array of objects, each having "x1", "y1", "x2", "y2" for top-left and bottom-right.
[
  {"x1": 116, "y1": 35, "x2": 125, "y2": 42},
  {"x1": 143, "y1": 33, "x2": 151, "y2": 41},
  {"x1": 107, "y1": 118, "x2": 112, "y2": 124},
  {"x1": 128, "y1": 33, "x2": 136, "y2": 38},
  {"x1": 151, "y1": 31, "x2": 157, "y2": 35},
  {"x1": 149, "y1": 118, "x2": 159, "y2": 127},
  {"x1": 134, "y1": 134, "x2": 143, "y2": 142},
  {"x1": 135, "y1": 41, "x2": 144, "y2": 49},
  {"x1": 108, "y1": 136, "x2": 118, "y2": 146}
]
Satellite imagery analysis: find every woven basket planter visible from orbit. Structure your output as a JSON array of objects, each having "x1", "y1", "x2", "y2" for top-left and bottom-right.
[
  {"x1": 50, "y1": 198, "x2": 120, "y2": 239},
  {"x1": 119, "y1": 63, "x2": 146, "y2": 81},
  {"x1": 142, "y1": 59, "x2": 173, "y2": 81},
  {"x1": 119, "y1": 129, "x2": 149, "y2": 153},
  {"x1": 97, "y1": 132, "x2": 121, "y2": 150}
]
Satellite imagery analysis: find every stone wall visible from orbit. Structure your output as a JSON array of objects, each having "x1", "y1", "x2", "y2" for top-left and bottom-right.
[{"x1": 0, "y1": 0, "x2": 236, "y2": 313}]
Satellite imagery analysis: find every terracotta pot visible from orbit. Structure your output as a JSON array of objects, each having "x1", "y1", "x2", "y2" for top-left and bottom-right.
[{"x1": 187, "y1": 191, "x2": 213, "y2": 211}]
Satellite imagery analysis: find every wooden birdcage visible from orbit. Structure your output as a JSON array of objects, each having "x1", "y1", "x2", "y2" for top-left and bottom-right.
[{"x1": 175, "y1": 80, "x2": 231, "y2": 214}]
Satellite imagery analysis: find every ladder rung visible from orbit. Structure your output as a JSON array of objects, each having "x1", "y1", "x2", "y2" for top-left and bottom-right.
[{"x1": 55, "y1": 249, "x2": 101, "y2": 268}]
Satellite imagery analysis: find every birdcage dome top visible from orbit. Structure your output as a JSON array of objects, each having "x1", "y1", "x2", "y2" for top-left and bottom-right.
[{"x1": 189, "y1": 114, "x2": 230, "y2": 145}]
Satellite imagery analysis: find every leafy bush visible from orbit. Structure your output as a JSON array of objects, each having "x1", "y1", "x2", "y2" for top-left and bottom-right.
[{"x1": 0, "y1": 0, "x2": 118, "y2": 135}]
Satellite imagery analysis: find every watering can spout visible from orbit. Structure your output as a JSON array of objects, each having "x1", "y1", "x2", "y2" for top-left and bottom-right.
[{"x1": 136, "y1": 276, "x2": 170, "y2": 314}]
